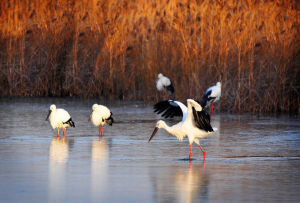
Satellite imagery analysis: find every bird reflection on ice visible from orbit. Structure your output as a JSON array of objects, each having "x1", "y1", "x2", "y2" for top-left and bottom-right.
[
  {"x1": 176, "y1": 163, "x2": 208, "y2": 203},
  {"x1": 48, "y1": 137, "x2": 71, "y2": 202},
  {"x1": 150, "y1": 162, "x2": 209, "y2": 203},
  {"x1": 90, "y1": 138, "x2": 110, "y2": 202},
  {"x1": 49, "y1": 137, "x2": 70, "y2": 163}
]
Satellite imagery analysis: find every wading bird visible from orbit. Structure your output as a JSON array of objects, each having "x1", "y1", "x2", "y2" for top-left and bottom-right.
[
  {"x1": 46, "y1": 104, "x2": 75, "y2": 137},
  {"x1": 201, "y1": 82, "x2": 221, "y2": 117},
  {"x1": 149, "y1": 99, "x2": 214, "y2": 160},
  {"x1": 89, "y1": 104, "x2": 114, "y2": 137},
  {"x1": 156, "y1": 73, "x2": 175, "y2": 95}
]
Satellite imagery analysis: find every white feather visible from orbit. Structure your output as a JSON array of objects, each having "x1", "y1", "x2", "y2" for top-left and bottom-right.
[
  {"x1": 48, "y1": 104, "x2": 72, "y2": 130},
  {"x1": 206, "y1": 82, "x2": 222, "y2": 101},
  {"x1": 90, "y1": 104, "x2": 112, "y2": 127},
  {"x1": 156, "y1": 73, "x2": 171, "y2": 91}
]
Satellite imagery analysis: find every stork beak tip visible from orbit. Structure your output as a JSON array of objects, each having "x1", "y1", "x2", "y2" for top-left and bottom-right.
[{"x1": 148, "y1": 127, "x2": 159, "y2": 143}]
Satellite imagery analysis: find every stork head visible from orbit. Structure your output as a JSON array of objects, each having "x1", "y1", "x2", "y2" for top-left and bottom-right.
[
  {"x1": 148, "y1": 120, "x2": 166, "y2": 143},
  {"x1": 92, "y1": 104, "x2": 98, "y2": 111},
  {"x1": 216, "y1": 82, "x2": 221, "y2": 87},
  {"x1": 50, "y1": 104, "x2": 56, "y2": 111},
  {"x1": 158, "y1": 73, "x2": 163, "y2": 79},
  {"x1": 46, "y1": 104, "x2": 56, "y2": 121},
  {"x1": 156, "y1": 120, "x2": 166, "y2": 129},
  {"x1": 89, "y1": 104, "x2": 98, "y2": 122}
]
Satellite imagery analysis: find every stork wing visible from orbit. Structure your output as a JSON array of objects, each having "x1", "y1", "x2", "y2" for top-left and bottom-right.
[
  {"x1": 187, "y1": 99, "x2": 213, "y2": 132},
  {"x1": 56, "y1": 109, "x2": 71, "y2": 123},
  {"x1": 192, "y1": 107, "x2": 213, "y2": 132},
  {"x1": 166, "y1": 82, "x2": 175, "y2": 94},
  {"x1": 200, "y1": 89, "x2": 216, "y2": 110},
  {"x1": 203, "y1": 89, "x2": 212, "y2": 98},
  {"x1": 153, "y1": 100, "x2": 187, "y2": 119}
]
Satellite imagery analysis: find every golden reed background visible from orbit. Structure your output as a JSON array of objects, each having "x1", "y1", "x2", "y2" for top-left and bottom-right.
[{"x1": 0, "y1": 0, "x2": 299, "y2": 113}]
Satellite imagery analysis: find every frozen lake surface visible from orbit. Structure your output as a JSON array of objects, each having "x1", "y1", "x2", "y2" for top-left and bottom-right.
[{"x1": 0, "y1": 98, "x2": 300, "y2": 202}]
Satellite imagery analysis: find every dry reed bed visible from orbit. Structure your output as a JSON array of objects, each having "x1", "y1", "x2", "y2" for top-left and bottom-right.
[{"x1": 0, "y1": 0, "x2": 299, "y2": 114}]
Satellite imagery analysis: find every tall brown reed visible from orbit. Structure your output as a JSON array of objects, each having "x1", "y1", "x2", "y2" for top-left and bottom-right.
[{"x1": 0, "y1": 0, "x2": 298, "y2": 114}]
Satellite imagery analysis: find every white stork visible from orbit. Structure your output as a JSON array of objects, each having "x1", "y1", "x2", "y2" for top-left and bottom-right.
[
  {"x1": 149, "y1": 99, "x2": 214, "y2": 160},
  {"x1": 156, "y1": 73, "x2": 175, "y2": 95},
  {"x1": 201, "y1": 82, "x2": 221, "y2": 117},
  {"x1": 45, "y1": 104, "x2": 75, "y2": 137},
  {"x1": 89, "y1": 104, "x2": 114, "y2": 137}
]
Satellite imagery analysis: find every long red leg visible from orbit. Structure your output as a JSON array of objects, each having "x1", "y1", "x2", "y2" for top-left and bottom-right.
[
  {"x1": 99, "y1": 126, "x2": 103, "y2": 137},
  {"x1": 57, "y1": 129, "x2": 60, "y2": 138},
  {"x1": 210, "y1": 103, "x2": 214, "y2": 119},
  {"x1": 63, "y1": 129, "x2": 66, "y2": 138},
  {"x1": 189, "y1": 144, "x2": 192, "y2": 159},
  {"x1": 101, "y1": 127, "x2": 103, "y2": 137},
  {"x1": 198, "y1": 144, "x2": 206, "y2": 160}
]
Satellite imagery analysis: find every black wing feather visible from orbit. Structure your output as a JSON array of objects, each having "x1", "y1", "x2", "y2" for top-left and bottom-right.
[
  {"x1": 204, "y1": 89, "x2": 212, "y2": 98},
  {"x1": 192, "y1": 107, "x2": 213, "y2": 132},
  {"x1": 166, "y1": 82, "x2": 175, "y2": 94},
  {"x1": 105, "y1": 112, "x2": 114, "y2": 126},
  {"x1": 153, "y1": 100, "x2": 183, "y2": 119},
  {"x1": 200, "y1": 90, "x2": 215, "y2": 112},
  {"x1": 63, "y1": 118, "x2": 75, "y2": 127}
]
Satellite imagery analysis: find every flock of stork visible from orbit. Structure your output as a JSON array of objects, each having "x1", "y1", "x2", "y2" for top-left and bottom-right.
[{"x1": 46, "y1": 73, "x2": 221, "y2": 160}]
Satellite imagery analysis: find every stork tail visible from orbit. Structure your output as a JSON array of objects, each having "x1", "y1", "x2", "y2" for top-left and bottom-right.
[
  {"x1": 64, "y1": 118, "x2": 75, "y2": 127},
  {"x1": 106, "y1": 113, "x2": 114, "y2": 126}
]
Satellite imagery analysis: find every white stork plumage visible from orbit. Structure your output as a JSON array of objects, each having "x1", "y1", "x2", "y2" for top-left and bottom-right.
[
  {"x1": 89, "y1": 104, "x2": 114, "y2": 137},
  {"x1": 46, "y1": 104, "x2": 75, "y2": 137},
  {"x1": 156, "y1": 73, "x2": 175, "y2": 95},
  {"x1": 149, "y1": 99, "x2": 214, "y2": 160},
  {"x1": 201, "y1": 82, "x2": 221, "y2": 117}
]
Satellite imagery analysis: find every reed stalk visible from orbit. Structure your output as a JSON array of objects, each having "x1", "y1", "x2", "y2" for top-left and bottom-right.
[{"x1": 0, "y1": 0, "x2": 298, "y2": 114}]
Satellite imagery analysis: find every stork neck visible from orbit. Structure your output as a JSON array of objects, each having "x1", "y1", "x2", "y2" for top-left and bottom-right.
[
  {"x1": 160, "y1": 121, "x2": 176, "y2": 135},
  {"x1": 186, "y1": 102, "x2": 193, "y2": 120}
]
